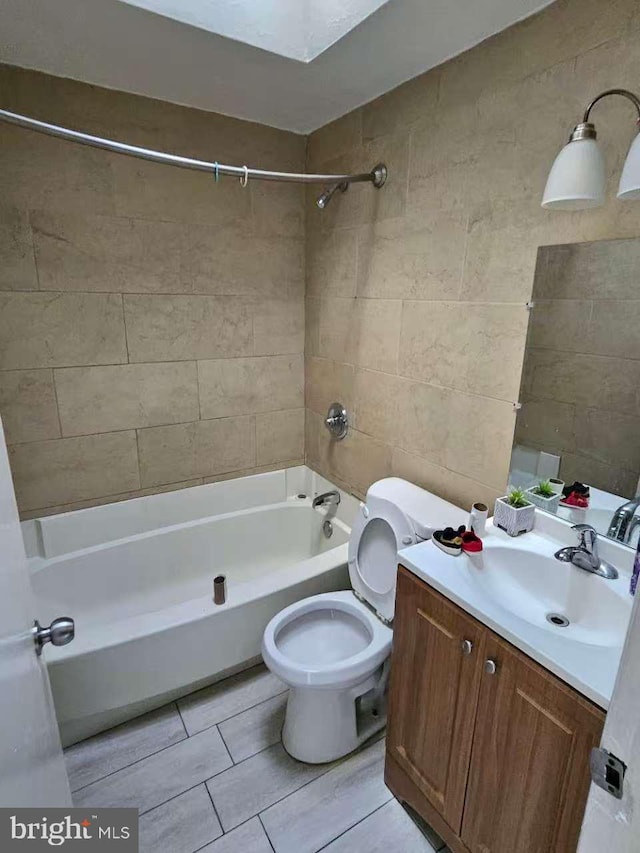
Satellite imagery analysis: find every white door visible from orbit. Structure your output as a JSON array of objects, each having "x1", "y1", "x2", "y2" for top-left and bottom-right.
[
  {"x1": 578, "y1": 593, "x2": 640, "y2": 852},
  {"x1": 0, "y1": 419, "x2": 71, "y2": 807}
]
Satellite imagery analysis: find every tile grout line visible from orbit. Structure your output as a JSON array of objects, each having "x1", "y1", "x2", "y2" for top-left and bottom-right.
[
  {"x1": 257, "y1": 813, "x2": 277, "y2": 853},
  {"x1": 70, "y1": 690, "x2": 288, "y2": 796},
  {"x1": 312, "y1": 795, "x2": 395, "y2": 853},
  {"x1": 176, "y1": 701, "x2": 189, "y2": 738},
  {"x1": 203, "y1": 775, "x2": 226, "y2": 844},
  {"x1": 215, "y1": 723, "x2": 234, "y2": 767},
  {"x1": 179, "y1": 684, "x2": 288, "y2": 735}
]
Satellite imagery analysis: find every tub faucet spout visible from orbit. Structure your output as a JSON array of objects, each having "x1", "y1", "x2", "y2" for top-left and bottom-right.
[{"x1": 312, "y1": 490, "x2": 341, "y2": 509}]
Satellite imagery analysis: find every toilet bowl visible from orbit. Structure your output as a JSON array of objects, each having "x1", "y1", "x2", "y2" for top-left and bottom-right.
[{"x1": 262, "y1": 477, "x2": 467, "y2": 764}]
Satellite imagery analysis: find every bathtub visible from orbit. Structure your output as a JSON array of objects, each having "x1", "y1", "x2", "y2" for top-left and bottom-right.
[{"x1": 23, "y1": 467, "x2": 356, "y2": 746}]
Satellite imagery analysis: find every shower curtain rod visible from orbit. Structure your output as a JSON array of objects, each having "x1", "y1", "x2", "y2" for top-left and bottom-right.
[{"x1": 0, "y1": 108, "x2": 388, "y2": 188}]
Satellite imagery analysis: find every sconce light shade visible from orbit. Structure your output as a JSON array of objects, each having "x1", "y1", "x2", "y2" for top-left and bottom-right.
[
  {"x1": 617, "y1": 133, "x2": 640, "y2": 199},
  {"x1": 541, "y1": 138, "x2": 606, "y2": 209}
]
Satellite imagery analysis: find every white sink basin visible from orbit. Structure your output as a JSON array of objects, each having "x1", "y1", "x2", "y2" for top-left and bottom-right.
[
  {"x1": 465, "y1": 536, "x2": 629, "y2": 648},
  {"x1": 399, "y1": 516, "x2": 635, "y2": 708}
]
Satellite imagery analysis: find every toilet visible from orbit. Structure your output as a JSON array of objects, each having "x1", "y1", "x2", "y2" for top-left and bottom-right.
[{"x1": 262, "y1": 477, "x2": 467, "y2": 764}]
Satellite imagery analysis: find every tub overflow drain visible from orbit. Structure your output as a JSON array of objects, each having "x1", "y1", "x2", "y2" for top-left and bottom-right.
[{"x1": 546, "y1": 612, "x2": 570, "y2": 628}]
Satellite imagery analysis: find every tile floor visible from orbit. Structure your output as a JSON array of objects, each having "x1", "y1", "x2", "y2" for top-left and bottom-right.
[{"x1": 65, "y1": 663, "x2": 449, "y2": 853}]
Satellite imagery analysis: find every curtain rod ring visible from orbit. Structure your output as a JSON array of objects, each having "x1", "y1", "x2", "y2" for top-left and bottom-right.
[
  {"x1": 240, "y1": 165, "x2": 249, "y2": 188},
  {"x1": 213, "y1": 161, "x2": 219, "y2": 182}
]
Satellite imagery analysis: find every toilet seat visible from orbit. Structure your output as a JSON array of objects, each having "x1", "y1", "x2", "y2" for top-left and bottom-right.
[
  {"x1": 262, "y1": 591, "x2": 392, "y2": 689},
  {"x1": 348, "y1": 494, "x2": 416, "y2": 623}
]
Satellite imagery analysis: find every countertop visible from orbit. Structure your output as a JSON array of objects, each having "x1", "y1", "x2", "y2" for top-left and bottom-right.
[{"x1": 398, "y1": 516, "x2": 635, "y2": 709}]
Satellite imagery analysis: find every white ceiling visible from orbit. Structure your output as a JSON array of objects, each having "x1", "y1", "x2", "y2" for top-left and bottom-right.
[{"x1": 0, "y1": 0, "x2": 553, "y2": 134}]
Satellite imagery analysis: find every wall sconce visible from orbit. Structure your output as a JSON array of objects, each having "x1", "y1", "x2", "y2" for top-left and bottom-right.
[{"x1": 542, "y1": 88, "x2": 640, "y2": 209}]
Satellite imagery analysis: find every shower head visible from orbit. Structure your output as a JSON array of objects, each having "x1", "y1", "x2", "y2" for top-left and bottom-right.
[{"x1": 316, "y1": 181, "x2": 348, "y2": 209}]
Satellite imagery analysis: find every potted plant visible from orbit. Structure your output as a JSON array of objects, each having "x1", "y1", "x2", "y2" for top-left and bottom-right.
[
  {"x1": 526, "y1": 479, "x2": 561, "y2": 513},
  {"x1": 494, "y1": 488, "x2": 536, "y2": 537}
]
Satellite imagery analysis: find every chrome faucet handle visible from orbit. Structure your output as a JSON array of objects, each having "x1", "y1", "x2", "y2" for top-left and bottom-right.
[{"x1": 572, "y1": 523, "x2": 597, "y2": 549}]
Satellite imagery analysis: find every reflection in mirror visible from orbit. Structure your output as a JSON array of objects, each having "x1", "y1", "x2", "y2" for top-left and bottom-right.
[{"x1": 510, "y1": 237, "x2": 640, "y2": 549}]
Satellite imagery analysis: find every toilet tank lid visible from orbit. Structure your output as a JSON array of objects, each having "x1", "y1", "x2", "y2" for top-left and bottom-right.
[{"x1": 366, "y1": 478, "x2": 467, "y2": 540}]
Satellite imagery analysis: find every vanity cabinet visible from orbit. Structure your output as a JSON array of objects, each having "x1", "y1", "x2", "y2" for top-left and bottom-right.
[{"x1": 386, "y1": 566, "x2": 605, "y2": 853}]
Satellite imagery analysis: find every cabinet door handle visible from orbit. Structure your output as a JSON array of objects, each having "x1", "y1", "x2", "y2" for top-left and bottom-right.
[
  {"x1": 484, "y1": 658, "x2": 497, "y2": 675},
  {"x1": 461, "y1": 639, "x2": 473, "y2": 656}
]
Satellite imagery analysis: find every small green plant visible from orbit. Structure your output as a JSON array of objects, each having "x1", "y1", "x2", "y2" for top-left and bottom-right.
[
  {"x1": 505, "y1": 488, "x2": 530, "y2": 509},
  {"x1": 533, "y1": 479, "x2": 555, "y2": 498}
]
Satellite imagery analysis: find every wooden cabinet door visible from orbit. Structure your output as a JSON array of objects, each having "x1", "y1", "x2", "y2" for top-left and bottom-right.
[
  {"x1": 388, "y1": 567, "x2": 485, "y2": 834},
  {"x1": 461, "y1": 634, "x2": 605, "y2": 853}
]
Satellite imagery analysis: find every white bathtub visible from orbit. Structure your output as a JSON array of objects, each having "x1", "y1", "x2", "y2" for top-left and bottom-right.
[{"x1": 23, "y1": 467, "x2": 355, "y2": 746}]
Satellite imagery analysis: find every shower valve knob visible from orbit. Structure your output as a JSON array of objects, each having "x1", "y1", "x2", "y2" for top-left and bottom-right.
[{"x1": 324, "y1": 403, "x2": 349, "y2": 440}]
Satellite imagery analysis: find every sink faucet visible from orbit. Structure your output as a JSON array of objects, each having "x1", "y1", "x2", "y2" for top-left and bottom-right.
[
  {"x1": 607, "y1": 497, "x2": 640, "y2": 543},
  {"x1": 554, "y1": 524, "x2": 618, "y2": 580},
  {"x1": 312, "y1": 490, "x2": 341, "y2": 510}
]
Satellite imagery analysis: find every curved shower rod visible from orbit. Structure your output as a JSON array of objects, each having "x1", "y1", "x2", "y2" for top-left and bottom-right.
[{"x1": 0, "y1": 108, "x2": 388, "y2": 192}]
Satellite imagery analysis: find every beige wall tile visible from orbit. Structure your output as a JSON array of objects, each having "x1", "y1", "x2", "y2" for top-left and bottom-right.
[
  {"x1": 357, "y1": 212, "x2": 466, "y2": 300},
  {"x1": 307, "y1": 111, "x2": 362, "y2": 169},
  {"x1": 32, "y1": 210, "x2": 187, "y2": 294},
  {"x1": 305, "y1": 357, "x2": 355, "y2": 419},
  {"x1": 362, "y1": 72, "x2": 440, "y2": 142},
  {"x1": 0, "y1": 292, "x2": 127, "y2": 369},
  {"x1": 110, "y1": 155, "x2": 251, "y2": 226},
  {"x1": 306, "y1": 229, "x2": 358, "y2": 299},
  {"x1": 399, "y1": 301, "x2": 528, "y2": 401},
  {"x1": 256, "y1": 408, "x2": 305, "y2": 466},
  {"x1": 0, "y1": 369, "x2": 60, "y2": 444},
  {"x1": 253, "y1": 298, "x2": 305, "y2": 356},
  {"x1": 198, "y1": 354, "x2": 303, "y2": 419},
  {"x1": 124, "y1": 295, "x2": 253, "y2": 362},
  {"x1": 9, "y1": 431, "x2": 140, "y2": 511},
  {"x1": 55, "y1": 362, "x2": 199, "y2": 436},
  {"x1": 317, "y1": 297, "x2": 402, "y2": 373},
  {"x1": 0, "y1": 125, "x2": 115, "y2": 214},
  {"x1": 138, "y1": 416, "x2": 256, "y2": 487},
  {"x1": 0, "y1": 64, "x2": 306, "y2": 514},
  {"x1": 445, "y1": 392, "x2": 515, "y2": 490},
  {"x1": 396, "y1": 380, "x2": 450, "y2": 465},
  {"x1": 354, "y1": 368, "x2": 404, "y2": 445},
  {"x1": 391, "y1": 447, "x2": 502, "y2": 512},
  {"x1": 304, "y1": 298, "x2": 320, "y2": 358},
  {"x1": 251, "y1": 182, "x2": 305, "y2": 238},
  {"x1": 186, "y1": 224, "x2": 304, "y2": 298},
  {"x1": 0, "y1": 205, "x2": 37, "y2": 290}
]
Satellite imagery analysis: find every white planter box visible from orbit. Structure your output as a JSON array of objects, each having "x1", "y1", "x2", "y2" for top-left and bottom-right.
[
  {"x1": 526, "y1": 487, "x2": 561, "y2": 513},
  {"x1": 494, "y1": 496, "x2": 535, "y2": 537}
]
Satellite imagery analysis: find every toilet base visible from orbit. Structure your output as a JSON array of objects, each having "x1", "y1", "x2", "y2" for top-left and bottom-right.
[{"x1": 281, "y1": 668, "x2": 387, "y2": 764}]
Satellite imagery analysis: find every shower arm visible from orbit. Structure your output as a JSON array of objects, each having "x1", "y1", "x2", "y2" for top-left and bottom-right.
[{"x1": 0, "y1": 107, "x2": 387, "y2": 189}]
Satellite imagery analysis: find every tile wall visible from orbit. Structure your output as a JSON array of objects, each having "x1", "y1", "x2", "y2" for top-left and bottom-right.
[
  {"x1": 0, "y1": 66, "x2": 306, "y2": 516},
  {"x1": 3, "y1": 0, "x2": 640, "y2": 517},
  {"x1": 304, "y1": 0, "x2": 640, "y2": 507}
]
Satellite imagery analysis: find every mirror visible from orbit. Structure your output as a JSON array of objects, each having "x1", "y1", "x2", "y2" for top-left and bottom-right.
[{"x1": 510, "y1": 237, "x2": 640, "y2": 549}]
